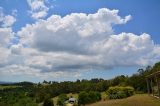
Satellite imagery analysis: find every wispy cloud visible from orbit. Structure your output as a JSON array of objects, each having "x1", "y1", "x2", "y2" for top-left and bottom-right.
[
  {"x1": 11, "y1": 9, "x2": 18, "y2": 16},
  {"x1": 27, "y1": 0, "x2": 49, "y2": 20},
  {"x1": 0, "y1": 7, "x2": 16, "y2": 27}
]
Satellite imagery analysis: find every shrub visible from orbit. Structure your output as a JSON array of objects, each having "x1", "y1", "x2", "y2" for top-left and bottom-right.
[
  {"x1": 88, "y1": 91, "x2": 97, "y2": 103},
  {"x1": 57, "y1": 94, "x2": 68, "y2": 106},
  {"x1": 107, "y1": 86, "x2": 134, "y2": 99},
  {"x1": 78, "y1": 91, "x2": 89, "y2": 105},
  {"x1": 95, "y1": 92, "x2": 101, "y2": 101},
  {"x1": 124, "y1": 86, "x2": 135, "y2": 97},
  {"x1": 78, "y1": 91, "x2": 101, "y2": 106},
  {"x1": 43, "y1": 98, "x2": 54, "y2": 106}
]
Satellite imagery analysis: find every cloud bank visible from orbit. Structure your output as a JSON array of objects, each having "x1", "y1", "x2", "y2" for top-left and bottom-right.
[{"x1": 0, "y1": 8, "x2": 160, "y2": 80}]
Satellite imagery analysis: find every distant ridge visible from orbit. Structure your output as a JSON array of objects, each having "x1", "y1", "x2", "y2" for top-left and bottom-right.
[
  {"x1": 0, "y1": 81, "x2": 35, "y2": 86},
  {"x1": 0, "y1": 81, "x2": 15, "y2": 84}
]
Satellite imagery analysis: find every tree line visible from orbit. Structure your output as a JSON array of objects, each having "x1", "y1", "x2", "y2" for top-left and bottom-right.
[{"x1": 0, "y1": 62, "x2": 160, "y2": 106}]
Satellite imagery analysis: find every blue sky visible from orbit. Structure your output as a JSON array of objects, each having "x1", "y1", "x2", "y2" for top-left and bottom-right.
[{"x1": 0, "y1": 0, "x2": 160, "y2": 82}]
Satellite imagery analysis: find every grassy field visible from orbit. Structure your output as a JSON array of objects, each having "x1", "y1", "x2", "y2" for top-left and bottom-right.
[
  {"x1": 87, "y1": 94, "x2": 160, "y2": 106},
  {"x1": 0, "y1": 85, "x2": 19, "y2": 90}
]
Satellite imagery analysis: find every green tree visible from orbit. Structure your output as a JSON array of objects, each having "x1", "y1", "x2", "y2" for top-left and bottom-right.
[
  {"x1": 57, "y1": 94, "x2": 68, "y2": 106},
  {"x1": 78, "y1": 91, "x2": 101, "y2": 106},
  {"x1": 78, "y1": 91, "x2": 89, "y2": 106},
  {"x1": 88, "y1": 91, "x2": 96, "y2": 103},
  {"x1": 43, "y1": 98, "x2": 54, "y2": 106}
]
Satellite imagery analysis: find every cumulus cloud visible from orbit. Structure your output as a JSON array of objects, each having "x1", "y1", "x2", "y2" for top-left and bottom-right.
[
  {"x1": 0, "y1": 8, "x2": 160, "y2": 80},
  {"x1": 0, "y1": 28, "x2": 13, "y2": 67},
  {"x1": 94, "y1": 33, "x2": 156, "y2": 67},
  {"x1": 10, "y1": 44, "x2": 22, "y2": 55},
  {"x1": 27, "y1": 0, "x2": 49, "y2": 19},
  {"x1": 0, "y1": 8, "x2": 16, "y2": 27},
  {"x1": 19, "y1": 33, "x2": 159, "y2": 73},
  {"x1": 16, "y1": 8, "x2": 160, "y2": 74},
  {"x1": 18, "y1": 8, "x2": 131, "y2": 54},
  {"x1": 0, "y1": 28, "x2": 13, "y2": 46}
]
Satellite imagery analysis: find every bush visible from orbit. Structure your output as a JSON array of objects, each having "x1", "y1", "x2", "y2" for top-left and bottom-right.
[
  {"x1": 95, "y1": 92, "x2": 101, "y2": 101},
  {"x1": 107, "y1": 86, "x2": 134, "y2": 99},
  {"x1": 78, "y1": 91, "x2": 88, "y2": 105},
  {"x1": 43, "y1": 98, "x2": 54, "y2": 106},
  {"x1": 78, "y1": 91, "x2": 101, "y2": 105},
  {"x1": 124, "y1": 86, "x2": 135, "y2": 97},
  {"x1": 57, "y1": 94, "x2": 68, "y2": 106}
]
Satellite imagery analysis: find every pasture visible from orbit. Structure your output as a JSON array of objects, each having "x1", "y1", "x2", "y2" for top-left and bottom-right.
[{"x1": 87, "y1": 94, "x2": 160, "y2": 106}]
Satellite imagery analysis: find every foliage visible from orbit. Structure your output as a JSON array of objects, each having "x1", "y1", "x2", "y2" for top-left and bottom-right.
[
  {"x1": 57, "y1": 94, "x2": 68, "y2": 106},
  {"x1": 43, "y1": 98, "x2": 54, "y2": 106},
  {"x1": 0, "y1": 85, "x2": 18, "y2": 90},
  {"x1": 107, "y1": 86, "x2": 134, "y2": 99},
  {"x1": 0, "y1": 83, "x2": 38, "y2": 106},
  {"x1": 78, "y1": 91, "x2": 101, "y2": 105},
  {"x1": 1, "y1": 62, "x2": 160, "y2": 106},
  {"x1": 78, "y1": 91, "x2": 88, "y2": 105}
]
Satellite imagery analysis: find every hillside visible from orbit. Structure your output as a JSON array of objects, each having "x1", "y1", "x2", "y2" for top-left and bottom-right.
[{"x1": 87, "y1": 94, "x2": 160, "y2": 106}]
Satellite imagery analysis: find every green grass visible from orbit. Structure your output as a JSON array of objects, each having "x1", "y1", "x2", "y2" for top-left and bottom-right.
[
  {"x1": 87, "y1": 94, "x2": 160, "y2": 106},
  {"x1": 0, "y1": 85, "x2": 19, "y2": 90}
]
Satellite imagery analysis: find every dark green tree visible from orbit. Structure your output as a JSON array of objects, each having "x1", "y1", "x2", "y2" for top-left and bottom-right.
[
  {"x1": 78, "y1": 91, "x2": 89, "y2": 106},
  {"x1": 57, "y1": 94, "x2": 68, "y2": 106},
  {"x1": 43, "y1": 98, "x2": 54, "y2": 106}
]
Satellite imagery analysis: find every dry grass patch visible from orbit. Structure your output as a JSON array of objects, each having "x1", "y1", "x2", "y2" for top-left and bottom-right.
[{"x1": 87, "y1": 94, "x2": 160, "y2": 106}]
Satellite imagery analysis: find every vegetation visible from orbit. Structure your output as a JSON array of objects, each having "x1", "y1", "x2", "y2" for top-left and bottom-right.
[
  {"x1": 78, "y1": 91, "x2": 101, "y2": 106},
  {"x1": 0, "y1": 62, "x2": 160, "y2": 106},
  {"x1": 0, "y1": 85, "x2": 19, "y2": 90},
  {"x1": 43, "y1": 98, "x2": 54, "y2": 106},
  {"x1": 57, "y1": 94, "x2": 68, "y2": 106},
  {"x1": 52, "y1": 93, "x2": 78, "y2": 106},
  {"x1": 107, "y1": 86, "x2": 134, "y2": 99},
  {"x1": 0, "y1": 83, "x2": 37, "y2": 106}
]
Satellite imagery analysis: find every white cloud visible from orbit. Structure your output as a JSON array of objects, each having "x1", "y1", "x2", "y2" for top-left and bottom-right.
[
  {"x1": 2, "y1": 15, "x2": 16, "y2": 27},
  {"x1": 16, "y1": 8, "x2": 160, "y2": 75},
  {"x1": 18, "y1": 8, "x2": 131, "y2": 54},
  {"x1": 0, "y1": 8, "x2": 160, "y2": 80},
  {"x1": 0, "y1": 7, "x2": 16, "y2": 27},
  {"x1": 0, "y1": 28, "x2": 13, "y2": 46},
  {"x1": 0, "y1": 28, "x2": 13, "y2": 67},
  {"x1": 0, "y1": 47, "x2": 85, "y2": 79},
  {"x1": 94, "y1": 33, "x2": 156, "y2": 67},
  {"x1": 10, "y1": 44, "x2": 22, "y2": 55},
  {"x1": 27, "y1": 0, "x2": 49, "y2": 19}
]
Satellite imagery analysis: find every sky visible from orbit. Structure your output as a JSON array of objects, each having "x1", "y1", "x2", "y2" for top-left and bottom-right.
[{"x1": 0, "y1": 0, "x2": 160, "y2": 82}]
